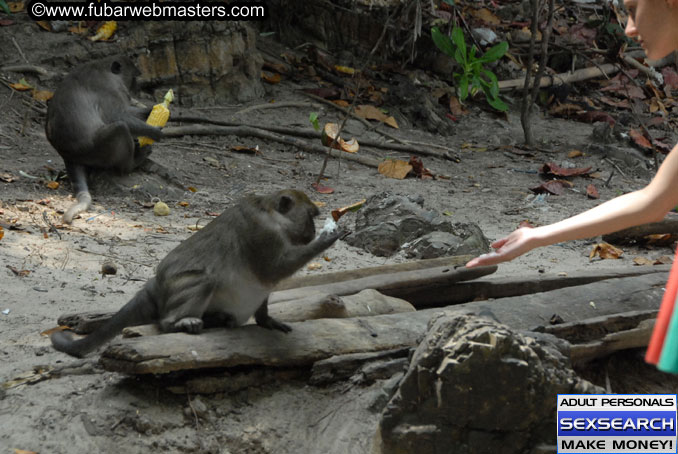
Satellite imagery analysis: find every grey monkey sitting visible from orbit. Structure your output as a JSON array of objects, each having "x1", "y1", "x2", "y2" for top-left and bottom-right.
[{"x1": 51, "y1": 189, "x2": 343, "y2": 357}]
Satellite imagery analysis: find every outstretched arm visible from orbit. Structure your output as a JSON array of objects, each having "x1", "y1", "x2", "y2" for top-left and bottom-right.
[{"x1": 467, "y1": 143, "x2": 678, "y2": 268}]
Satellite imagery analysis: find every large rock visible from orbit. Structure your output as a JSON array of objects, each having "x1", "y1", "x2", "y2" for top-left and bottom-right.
[
  {"x1": 375, "y1": 314, "x2": 603, "y2": 454},
  {"x1": 344, "y1": 193, "x2": 489, "y2": 257},
  {"x1": 123, "y1": 21, "x2": 264, "y2": 105}
]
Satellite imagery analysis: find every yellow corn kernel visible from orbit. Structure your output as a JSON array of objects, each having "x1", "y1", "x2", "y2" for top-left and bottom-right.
[
  {"x1": 89, "y1": 21, "x2": 117, "y2": 42},
  {"x1": 139, "y1": 89, "x2": 174, "y2": 148}
]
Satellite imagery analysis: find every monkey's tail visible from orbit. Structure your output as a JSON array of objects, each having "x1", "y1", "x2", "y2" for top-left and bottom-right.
[
  {"x1": 63, "y1": 163, "x2": 91, "y2": 224},
  {"x1": 63, "y1": 191, "x2": 92, "y2": 224},
  {"x1": 51, "y1": 280, "x2": 158, "y2": 358}
]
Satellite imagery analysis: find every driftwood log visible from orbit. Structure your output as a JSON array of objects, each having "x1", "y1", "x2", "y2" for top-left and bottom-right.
[{"x1": 100, "y1": 272, "x2": 668, "y2": 374}]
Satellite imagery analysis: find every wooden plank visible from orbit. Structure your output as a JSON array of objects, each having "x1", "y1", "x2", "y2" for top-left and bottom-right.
[
  {"x1": 569, "y1": 319, "x2": 655, "y2": 364},
  {"x1": 269, "y1": 264, "x2": 497, "y2": 304},
  {"x1": 59, "y1": 265, "x2": 667, "y2": 334},
  {"x1": 426, "y1": 265, "x2": 671, "y2": 308},
  {"x1": 275, "y1": 255, "x2": 473, "y2": 290},
  {"x1": 100, "y1": 272, "x2": 668, "y2": 374}
]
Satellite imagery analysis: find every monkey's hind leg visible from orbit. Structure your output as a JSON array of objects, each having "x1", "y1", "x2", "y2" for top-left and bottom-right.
[
  {"x1": 255, "y1": 297, "x2": 292, "y2": 333},
  {"x1": 158, "y1": 273, "x2": 215, "y2": 334}
]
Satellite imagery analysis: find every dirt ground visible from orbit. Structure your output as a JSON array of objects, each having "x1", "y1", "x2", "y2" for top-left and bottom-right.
[{"x1": 1, "y1": 20, "x2": 677, "y2": 454}]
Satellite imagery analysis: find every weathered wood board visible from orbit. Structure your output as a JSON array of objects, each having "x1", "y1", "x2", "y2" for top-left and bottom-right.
[
  {"x1": 411, "y1": 265, "x2": 671, "y2": 307},
  {"x1": 275, "y1": 255, "x2": 473, "y2": 290},
  {"x1": 268, "y1": 264, "x2": 497, "y2": 304},
  {"x1": 100, "y1": 272, "x2": 668, "y2": 374}
]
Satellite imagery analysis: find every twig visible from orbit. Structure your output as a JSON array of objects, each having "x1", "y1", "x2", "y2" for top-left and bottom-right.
[
  {"x1": 233, "y1": 101, "x2": 321, "y2": 116},
  {"x1": 1, "y1": 64, "x2": 51, "y2": 77},
  {"x1": 11, "y1": 37, "x2": 29, "y2": 63},
  {"x1": 604, "y1": 158, "x2": 627, "y2": 178},
  {"x1": 42, "y1": 211, "x2": 62, "y2": 240},
  {"x1": 604, "y1": 169, "x2": 615, "y2": 188}
]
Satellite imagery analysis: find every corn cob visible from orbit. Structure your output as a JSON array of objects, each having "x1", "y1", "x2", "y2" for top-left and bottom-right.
[
  {"x1": 89, "y1": 21, "x2": 117, "y2": 42},
  {"x1": 139, "y1": 89, "x2": 174, "y2": 147}
]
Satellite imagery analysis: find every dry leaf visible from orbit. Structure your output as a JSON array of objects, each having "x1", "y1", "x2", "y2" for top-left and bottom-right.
[
  {"x1": 567, "y1": 150, "x2": 583, "y2": 158},
  {"x1": 8, "y1": 1, "x2": 24, "y2": 12},
  {"x1": 449, "y1": 96, "x2": 468, "y2": 116},
  {"x1": 539, "y1": 162, "x2": 592, "y2": 177},
  {"x1": 10, "y1": 82, "x2": 32, "y2": 91},
  {"x1": 0, "y1": 173, "x2": 16, "y2": 182},
  {"x1": 46, "y1": 181, "x2": 59, "y2": 190},
  {"x1": 530, "y1": 180, "x2": 573, "y2": 195},
  {"x1": 261, "y1": 71, "x2": 281, "y2": 84},
  {"x1": 321, "y1": 123, "x2": 359, "y2": 153},
  {"x1": 307, "y1": 263, "x2": 323, "y2": 271},
  {"x1": 36, "y1": 20, "x2": 51, "y2": 31},
  {"x1": 0, "y1": 226, "x2": 4, "y2": 241},
  {"x1": 586, "y1": 184, "x2": 599, "y2": 199},
  {"x1": 655, "y1": 255, "x2": 673, "y2": 265},
  {"x1": 6, "y1": 265, "x2": 30, "y2": 277},
  {"x1": 470, "y1": 7, "x2": 501, "y2": 24},
  {"x1": 311, "y1": 182, "x2": 334, "y2": 194},
  {"x1": 187, "y1": 186, "x2": 198, "y2": 192},
  {"x1": 409, "y1": 156, "x2": 435, "y2": 179},
  {"x1": 331, "y1": 199, "x2": 366, "y2": 222},
  {"x1": 629, "y1": 128, "x2": 653, "y2": 150},
  {"x1": 177, "y1": 201, "x2": 189, "y2": 207},
  {"x1": 332, "y1": 99, "x2": 349, "y2": 108},
  {"x1": 378, "y1": 159, "x2": 412, "y2": 180},
  {"x1": 633, "y1": 256, "x2": 654, "y2": 266},
  {"x1": 32, "y1": 89, "x2": 53, "y2": 102},
  {"x1": 518, "y1": 220, "x2": 535, "y2": 229},
  {"x1": 589, "y1": 242, "x2": 623, "y2": 260},
  {"x1": 354, "y1": 105, "x2": 398, "y2": 128}
]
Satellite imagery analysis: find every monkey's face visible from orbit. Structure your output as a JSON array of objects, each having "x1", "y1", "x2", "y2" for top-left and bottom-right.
[{"x1": 275, "y1": 190, "x2": 320, "y2": 245}]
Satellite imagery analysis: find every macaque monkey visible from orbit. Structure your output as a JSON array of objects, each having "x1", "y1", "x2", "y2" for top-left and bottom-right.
[
  {"x1": 51, "y1": 189, "x2": 343, "y2": 357},
  {"x1": 45, "y1": 55, "x2": 164, "y2": 223}
]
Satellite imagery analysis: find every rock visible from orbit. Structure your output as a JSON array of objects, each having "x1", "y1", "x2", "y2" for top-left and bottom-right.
[
  {"x1": 101, "y1": 261, "x2": 117, "y2": 276},
  {"x1": 403, "y1": 227, "x2": 489, "y2": 259},
  {"x1": 344, "y1": 193, "x2": 488, "y2": 257},
  {"x1": 376, "y1": 314, "x2": 603, "y2": 454}
]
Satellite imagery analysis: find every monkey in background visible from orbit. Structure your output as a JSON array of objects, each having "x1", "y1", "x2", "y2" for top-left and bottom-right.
[
  {"x1": 45, "y1": 55, "x2": 164, "y2": 223},
  {"x1": 51, "y1": 189, "x2": 343, "y2": 358}
]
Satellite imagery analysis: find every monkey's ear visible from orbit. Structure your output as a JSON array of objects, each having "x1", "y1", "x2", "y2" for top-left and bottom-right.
[
  {"x1": 276, "y1": 195, "x2": 294, "y2": 214},
  {"x1": 110, "y1": 60, "x2": 122, "y2": 75}
]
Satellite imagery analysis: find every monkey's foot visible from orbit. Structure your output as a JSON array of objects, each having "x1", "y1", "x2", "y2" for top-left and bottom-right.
[
  {"x1": 174, "y1": 317, "x2": 204, "y2": 334},
  {"x1": 257, "y1": 316, "x2": 292, "y2": 334}
]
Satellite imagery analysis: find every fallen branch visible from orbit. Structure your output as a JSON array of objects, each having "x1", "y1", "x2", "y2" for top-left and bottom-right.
[
  {"x1": 163, "y1": 124, "x2": 381, "y2": 169},
  {"x1": 499, "y1": 63, "x2": 619, "y2": 91},
  {"x1": 172, "y1": 113, "x2": 458, "y2": 160}
]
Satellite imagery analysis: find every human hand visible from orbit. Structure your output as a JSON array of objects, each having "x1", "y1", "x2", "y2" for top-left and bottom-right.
[{"x1": 465, "y1": 227, "x2": 540, "y2": 268}]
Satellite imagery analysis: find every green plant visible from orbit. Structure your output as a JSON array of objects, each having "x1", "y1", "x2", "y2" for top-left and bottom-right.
[
  {"x1": 0, "y1": 0, "x2": 11, "y2": 15},
  {"x1": 309, "y1": 112, "x2": 320, "y2": 131},
  {"x1": 431, "y1": 26, "x2": 509, "y2": 112}
]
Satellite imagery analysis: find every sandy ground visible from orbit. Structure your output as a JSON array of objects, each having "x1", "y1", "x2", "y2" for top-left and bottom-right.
[{"x1": 1, "y1": 22, "x2": 676, "y2": 454}]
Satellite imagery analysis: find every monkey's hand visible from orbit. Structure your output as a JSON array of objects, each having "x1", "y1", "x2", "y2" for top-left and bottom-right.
[{"x1": 316, "y1": 227, "x2": 345, "y2": 249}]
